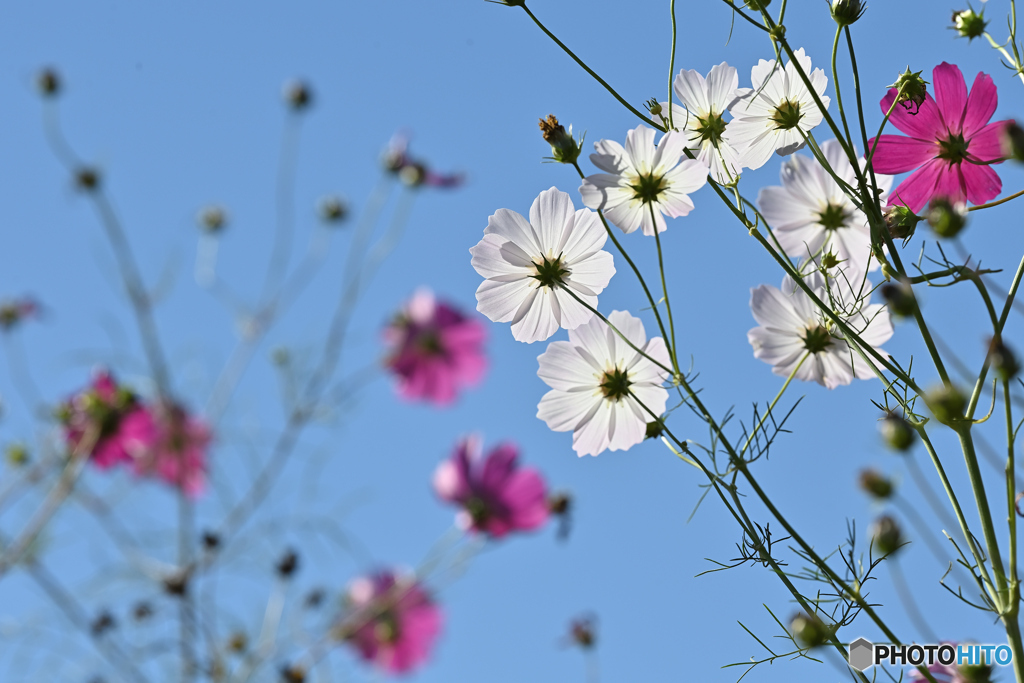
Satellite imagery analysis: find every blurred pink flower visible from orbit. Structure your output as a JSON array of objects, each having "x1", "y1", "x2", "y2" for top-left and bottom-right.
[
  {"x1": 870, "y1": 62, "x2": 1010, "y2": 213},
  {"x1": 126, "y1": 402, "x2": 211, "y2": 498},
  {"x1": 58, "y1": 370, "x2": 154, "y2": 469},
  {"x1": 0, "y1": 297, "x2": 39, "y2": 331},
  {"x1": 384, "y1": 288, "x2": 487, "y2": 406},
  {"x1": 908, "y1": 643, "x2": 986, "y2": 683},
  {"x1": 433, "y1": 436, "x2": 549, "y2": 538},
  {"x1": 343, "y1": 570, "x2": 442, "y2": 674},
  {"x1": 382, "y1": 132, "x2": 464, "y2": 189}
]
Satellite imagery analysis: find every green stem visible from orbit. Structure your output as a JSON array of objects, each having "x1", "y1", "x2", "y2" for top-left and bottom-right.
[
  {"x1": 518, "y1": 4, "x2": 664, "y2": 131},
  {"x1": 739, "y1": 351, "x2": 808, "y2": 456},
  {"x1": 668, "y1": 0, "x2": 677, "y2": 130},
  {"x1": 830, "y1": 26, "x2": 855, "y2": 154},
  {"x1": 969, "y1": 188, "x2": 1024, "y2": 212},
  {"x1": 650, "y1": 202, "x2": 680, "y2": 374}
]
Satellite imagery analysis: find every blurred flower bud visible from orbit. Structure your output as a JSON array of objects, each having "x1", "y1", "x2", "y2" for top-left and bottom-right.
[
  {"x1": 228, "y1": 632, "x2": 248, "y2": 653},
  {"x1": 953, "y1": 8, "x2": 987, "y2": 40},
  {"x1": 5, "y1": 443, "x2": 29, "y2": 466},
  {"x1": 987, "y1": 335, "x2": 1020, "y2": 381},
  {"x1": 883, "y1": 204, "x2": 921, "y2": 240},
  {"x1": 880, "y1": 414, "x2": 915, "y2": 451},
  {"x1": 925, "y1": 385, "x2": 967, "y2": 425},
  {"x1": 0, "y1": 298, "x2": 39, "y2": 332},
  {"x1": 880, "y1": 280, "x2": 916, "y2": 318},
  {"x1": 304, "y1": 588, "x2": 326, "y2": 609},
  {"x1": 318, "y1": 195, "x2": 349, "y2": 224},
  {"x1": 75, "y1": 167, "x2": 100, "y2": 192},
  {"x1": 132, "y1": 601, "x2": 153, "y2": 621},
  {"x1": 1002, "y1": 121, "x2": 1024, "y2": 162},
  {"x1": 201, "y1": 530, "x2": 220, "y2": 550},
  {"x1": 276, "y1": 549, "x2": 299, "y2": 579},
  {"x1": 927, "y1": 197, "x2": 968, "y2": 238},
  {"x1": 283, "y1": 80, "x2": 312, "y2": 110},
  {"x1": 790, "y1": 611, "x2": 832, "y2": 648},
  {"x1": 858, "y1": 469, "x2": 894, "y2": 500},
  {"x1": 538, "y1": 114, "x2": 583, "y2": 165},
  {"x1": 280, "y1": 665, "x2": 306, "y2": 683},
  {"x1": 831, "y1": 0, "x2": 866, "y2": 27},
  {"x1": 37, "y1": 67, "x2": 60, "y2": 97},
  {"x1": 743, "y1": 0, "x2": 771, "y2": 9},
  {"x1": 568, "y1": 616, "x2": 596, "y2": 649},
  {"x1": 90, "y1": 611, "x2": 116, "y2": 636},
  {"x1": 197, "y1": 205, "x2": 227, "y2": 234},
  {"x1": 888, "y1": 67, "x2": 929, "y2": 111},
  {"x1": 162, "y1": 570, "x2": 189, "y2": 597},
  {"x1": 399, "y1": 163, "x2": 426, "y2": 187},
  {"x1": 959, "y1": 654, "x2": 995, "y2": 683},
  {"x1": 871, "y1": 514, "x2": 903, "y2": 556}
]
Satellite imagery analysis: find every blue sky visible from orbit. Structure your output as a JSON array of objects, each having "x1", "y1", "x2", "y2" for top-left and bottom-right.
[{"x1": 3, "y1": 1, "x2": 1024, "y2": 681}]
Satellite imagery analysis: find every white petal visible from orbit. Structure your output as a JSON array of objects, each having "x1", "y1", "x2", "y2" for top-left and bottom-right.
[{"x1": 530, "y1": 186, "x2": 575, "y2": 252}]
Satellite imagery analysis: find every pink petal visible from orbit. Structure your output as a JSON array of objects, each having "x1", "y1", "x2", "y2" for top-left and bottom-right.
[
  {"x1": 963, "y1": 71, "x2": 998, "y2": 137},
  {"x1": 932, "y1": 62, "x2": 967, "y2": 133},
  {"x1": 933, "y1": 162, "x2": 968, "y2": 206},
  {"x1": 501, "y1": 469, "x2": 549, "y2": 531},
  {"x1": 880, "y1": 89, "x2": 945, "y2": 140},
  {"x1": 961, "y1": 160, "x2": 1003, "y2": 205},
  {"x1": 887, "y1": 157, "x2": 947, "y2": 213},
  {"x1": 868, "y1": 135, "x2": 937, "y2": 174},
  {"x1": 968, "y1": 119, "x2": 1012, "y2": 162},
  {"x1": 480, "y1": 443, "x2": 518, "y2": 491}
]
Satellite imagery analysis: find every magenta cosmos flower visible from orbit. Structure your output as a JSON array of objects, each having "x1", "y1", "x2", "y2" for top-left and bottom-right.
[
  {"x1": 342, "y1": 570, "x2": 442, "y2": 674},
  {"x1": 384, "y1": 288, "x2": 487, "y2": 406},
  {"x1": 433, "y1": 436, "x2": 549, "y2": 538},
  {"x1": 58, "y1": 370, "x2": 154, "y2": 469},
  {"x1": 870, "y1": 62, "x2": 1011, "y2": 213},
  {"x1": 124, "y1": 401, "x2": 211, "y2": 498}
]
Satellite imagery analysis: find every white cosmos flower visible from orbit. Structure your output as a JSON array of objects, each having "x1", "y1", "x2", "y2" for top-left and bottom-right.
[
  {"x1": 747, "y1": 272, "x2": 893, "y2": 390},
  {"x1": 537, "y1": 310, "x2": 670, "y2": 457},
  {"x1": 579, "y1": 125, "x2": 708, "y2": 236},
  {"x1": 728, "y1": 48, "x2": 831, "y2": 170},
  {"x1": 471, "y1": 187, "x2": 615, "y2": 344},
  {"x1": 659, "y1": 62, "x2": 759, "y2": 184},
  {"x1": 757, "y1": 139, "x2": 893, "y2": 281}
]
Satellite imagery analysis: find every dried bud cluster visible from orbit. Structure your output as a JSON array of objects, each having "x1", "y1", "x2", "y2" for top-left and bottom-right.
[{"x1": 538, "y1": 114, "x2": 582, "y2": 165}]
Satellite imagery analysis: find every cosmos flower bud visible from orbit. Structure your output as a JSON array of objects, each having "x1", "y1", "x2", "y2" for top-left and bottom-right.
[
  {"x1": 645, "y1": 419, "x2": 665, "y2": 440},
  {"x1": 197, "y1": 205, "x2": 227, "y2": 233},
  {"x1": 880, "y1": 280, "x2": 916, "y2": 318},
  {"x1": 959, "y1": 654, "x2": 995, "y2": 683},
  {"x1": 926, "y1": 197, "x2": 968, "y2": 238},
  {"x1": 888, "y1": 67, "x2": 929, "y2": 111},
  {"x1": 953, "y1": 8, "x2": 987, "y2": 41},
  {"x1": 37, "y1": 67, "x2": 60, "y2": 97},
  {"x1": 1002, "y1": 121, "x2": 1024, "y2": 163},
  {"x1": 75, "y1": 167, "x2": 101, "y2": 192},
  {"x1": 538, "y1": 115, "x2": 583, "y2": 165},
  {"x1": 882, "y1": 205, "x2": 921, "y2": 240},
  {"x1": 275, "y1": 549, "x2": 299, "y2": 579},
  {"x1": 925, "y1": 385, "x2": 967, "y2": 425},
  {"x1": 831, "y1": 0, "x2": 866, "y2": 27},
  {"x1": 568, "y1": 616, "x2": 596, "y2": 649},
  {"x1": 318, "y1": 195, "x2": 349, "y2": 223},
  {"x1": 858, "y1": 469, "x2": 894, "y2": 500},
  {"x1": 743, "y1": 0, "x2": 771, "y2": 10},
  {"x1": 880, "y1": 413, "x2": 915, "y2": 452},
  {"x1": 871, "y1": 515, "x2": 903, "y2": 556},
  {"x1": 987, "y1": 335, "x2": 1020, "y2": 381},
  {"x1": 790, "y1": 612, "x2": 831, "y2": 648},
  {"x1": 5, "y1": 443, "x2": 29, "y2": 467},
  {"x1": 283, "y1": 80, "x2": 312, "y2": 110}
]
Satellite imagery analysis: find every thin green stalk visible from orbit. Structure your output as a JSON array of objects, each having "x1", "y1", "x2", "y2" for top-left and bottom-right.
[
  {"x1": 830, "y1": 26, "x2": 856, "y2": 154},
  {"x1": 844, "y1": 27, "x2": 882, "y2": 204},
  {"x1": 668, "y1": 0, "x2": 677, "y2": 130},
  {"x1": 956, "y1": 426, "x2": 1009, "y2": 608},
  {"x1": 969, "y1": 188, "x2": 1024, "y2": 212},
  {"x1": 650, "y1": 202, "x2": 679, "y2": 374},
  {"x1": 517, "y1": 4, "x2": 664, "y2": 131},
  {"x1": 739, "y1": 351, "x2": 808, "y2": 456}
]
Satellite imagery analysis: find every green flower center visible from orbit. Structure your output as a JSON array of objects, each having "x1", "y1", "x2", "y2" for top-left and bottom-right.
[
  {"x1": 937, "y1": 133, "x2": 969, "y2": 163},
  {"x1": 801, "y1": 324, "x2": 833, "y2": 353},
  {"x1": 533, "y1": 255, "x2": 569, "y2": 288},
  {"x1": 599, "y1": 366, "x2": 632, "y2": 401},
  {"x1": 628, "y1": 172, "x2": 667, "y2": 205},
  {"x1": 695, "y1": 112, "x2": 727, "y2": 147},
  {"x1": 817, "y1": 202, "x2": 849, "y2": 231},
  {"x1": 374, "y1": 612, "x2": 400, "y2": 644},
  {"x1": 771, "y1": 100, "x2": 803, "y2": 131},
  {"x1": 416, "y1": 330, "x2": 444, "y2": 355},
  {"x1": 465, "y1": 496, "x2": 489, "y2": 525}
]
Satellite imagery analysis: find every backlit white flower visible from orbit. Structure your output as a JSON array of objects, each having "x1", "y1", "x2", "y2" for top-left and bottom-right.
[
  {"x1": 747, "y1": 272, "x2": 892, "y2": 389},
  {"x1": 471, "y1": 187, "x2": 615, "y2": 344},
  {"x1": 729, "y1": 48, "x2": 831, "y2": 170},
  {"x1": 579, "y1": 126, "x2": 708, "y2": 236},
  {"x1": 537, "y1": 310, "x2": 670, "y2": 457},
  {"x1": 757, "y1": 139, "x2": 893, "y2": 280},
  {"x1": 660, "y1": 62, "x2": 758, "y2": 184}
]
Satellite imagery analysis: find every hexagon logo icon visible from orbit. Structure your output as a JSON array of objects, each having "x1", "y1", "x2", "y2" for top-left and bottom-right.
[{"x1": 848, "y1": 638, "x2": 874, "y2": 671}]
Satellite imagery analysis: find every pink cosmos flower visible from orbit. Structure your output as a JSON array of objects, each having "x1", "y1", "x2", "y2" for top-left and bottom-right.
[
  {"x1": 342, "y1": 570, "x2": 442, "y2": 674},
  {"x1": 870, "y1": 62, "x2": 1011, "y2": 213},
  {"x1": 384, "y1": 288, "x2": 487, "y2": 406},
  {"x1": 125, "y1": 402, "x2": 211, "y2": 498},
  {"x1": 908, "y1": 643, "x2": 988, "y2": 683},
  {"x1": 433, "y1": 436, "x2": 549, "y2": 538},
  {"x1": 58, "y1": 370, "x2": 154, "y2": 469}
]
